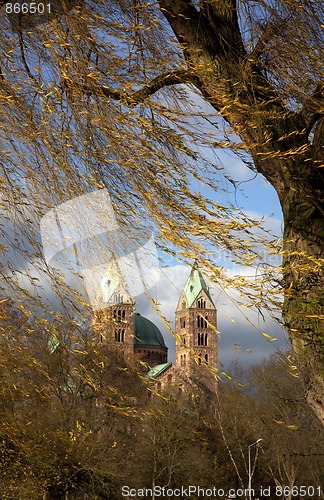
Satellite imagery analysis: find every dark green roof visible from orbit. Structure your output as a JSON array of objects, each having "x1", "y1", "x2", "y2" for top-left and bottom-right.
[
  {"x1": 183, "y1": 263, "x2": 214, "y2": 307},
  {"x1": 134, "y1": 313, "x2": 166, "y2": 348}
]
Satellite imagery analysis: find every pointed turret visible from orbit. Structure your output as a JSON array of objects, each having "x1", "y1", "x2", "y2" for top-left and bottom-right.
[{"x1": 182, "y1": 260, "x2": 215, "y2": 309}]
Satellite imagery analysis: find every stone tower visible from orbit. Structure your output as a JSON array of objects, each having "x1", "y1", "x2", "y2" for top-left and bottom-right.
[
  {"x1": 175, "y1": 263, "x2": 217, "y2": 386},
  {"x1": 92, "y1": 259, "x2": 134, "y2": 357},
  {"x1": 92, "y1": 256, "x2": 168, "y2": 363}
]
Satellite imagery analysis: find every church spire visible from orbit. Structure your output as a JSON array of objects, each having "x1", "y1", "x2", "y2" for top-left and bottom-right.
[{"x1": 183, "y1": 262, "x2": 214, "y2": 308}]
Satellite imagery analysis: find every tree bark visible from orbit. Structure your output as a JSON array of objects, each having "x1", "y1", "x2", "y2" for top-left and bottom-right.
[{"x1": 281, "y1": 173, "x2": 324, "y2": 423}]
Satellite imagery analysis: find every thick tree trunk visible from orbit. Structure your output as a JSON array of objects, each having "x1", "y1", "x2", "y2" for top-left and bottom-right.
[{"x1": 282, "y1": 188, "x2": 324, "y2": 423}]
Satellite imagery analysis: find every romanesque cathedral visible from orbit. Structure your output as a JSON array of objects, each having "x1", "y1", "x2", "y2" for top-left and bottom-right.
[{"x1": 93, "y1": 263, "x2": 218, "y2": 392}]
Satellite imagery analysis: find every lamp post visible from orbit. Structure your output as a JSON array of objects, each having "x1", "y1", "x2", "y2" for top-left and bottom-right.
[{"x1": 248, "y1": 439, "x2": 263, "y2": 500}]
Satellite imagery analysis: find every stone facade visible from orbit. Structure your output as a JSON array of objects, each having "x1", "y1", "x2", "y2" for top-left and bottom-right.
[
  {"x1": 175, "y1": 289, "x2": 217, "y2": 378},
  {"x1": 93, "y1": 299, "x2": 134, "y2": 358},
  {"x1": 93, "y1": 263, "x2": 218, "y2": 392}
]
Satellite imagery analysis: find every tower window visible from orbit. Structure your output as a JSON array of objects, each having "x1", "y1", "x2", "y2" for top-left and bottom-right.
[
  {"x1": 114, "y1": 309, "x2": 126, "y2": 321},
  {"x1": 197, "y1": 316, "x2": 207, "y2": 328},
  {"x1": 205, "y1": 353, "x2": 208, "y2": 363},
  {"x1": 115, "y1": 293, "x2": 124, "y2": 303},
  {"x1": 198, "y1": 332, "x2": 208, "y2": 346},
  {"x1": 183, "y1": 354, "x2": 186, "y2": 366},
  {"x1": 115, "y1": 328, "x2": 125, "y2": 342},
  {"x1": 180, "y1": 317, "x2": 186, "y2": 328},
  {"x1": 197, "y1": 298, "x2": 206, "y2": 308}
]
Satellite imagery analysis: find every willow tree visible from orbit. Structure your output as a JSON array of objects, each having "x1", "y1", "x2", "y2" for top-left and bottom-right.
[{"x1": 0, "y1": 0, "x2": 323, "y2": 423}]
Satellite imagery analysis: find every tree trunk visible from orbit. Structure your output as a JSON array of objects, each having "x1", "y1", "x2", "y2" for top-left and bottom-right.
[{"x1": 282, "y1": 188, "x2": 324, "y2": 423}]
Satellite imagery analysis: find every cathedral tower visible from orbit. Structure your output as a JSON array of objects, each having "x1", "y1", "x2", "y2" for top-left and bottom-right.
[
  {"x1": 175, "y1": 263, "x2": 217, "y2": 385},
  {"x1": 92, "y1": 256, "x2": 168, "y2": 364},
  {"x1": 92, "y1": 259, "x2": 135, "y2": 357}
]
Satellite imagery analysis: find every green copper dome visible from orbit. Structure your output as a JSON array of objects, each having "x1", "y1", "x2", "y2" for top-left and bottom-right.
[{"x1": 134, "y1": 313, "x2": 166, "y2": 347}]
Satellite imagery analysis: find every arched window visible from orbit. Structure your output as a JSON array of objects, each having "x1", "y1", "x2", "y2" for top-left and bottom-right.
[
  {"x1": 115, "y1": 293, "x2": 124, "y2": 303},
  {"x1": 180, "y1": 354, "x2": 183, "y2": 366},
  {"x1": 183, "y1": 354, "x2": 186, "y2": 366},
  {"x1": 197, "y1": 298, "x2": 206, "y2": 308},
  {"x1": 205, "y1": 333, "x2": 208, "y2": 346},
  {"x1": 180, "y1": 317, "x2": 186, "y2": 328},
  {"x1": 115, "y1": 329, "x2": 125, "y2": 342},
  {"x1": 205, "y1": 353, "x2": 208, "y2": 363},
  {"x1": 197, "y1": 315, "x2": 207, "y2": 328},
  {"x1": 198, "y1": 332, "x2": 201, "y2": 345}
]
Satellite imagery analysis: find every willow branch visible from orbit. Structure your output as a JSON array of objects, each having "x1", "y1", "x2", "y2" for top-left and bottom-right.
[
  {"x1": 249, "y1": 22, "x2": 279, "y2": 62},
  {"x1": 299, "y1": 82, "x2": 324, "y2": 134},
  {"x1": 63, "y1": 69, "x2": 197, "y2": 107}
]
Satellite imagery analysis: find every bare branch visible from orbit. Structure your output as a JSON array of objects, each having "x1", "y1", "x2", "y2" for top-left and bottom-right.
[{"x1": 63, "y1": 69, "x2": 197, "y2": 106}]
